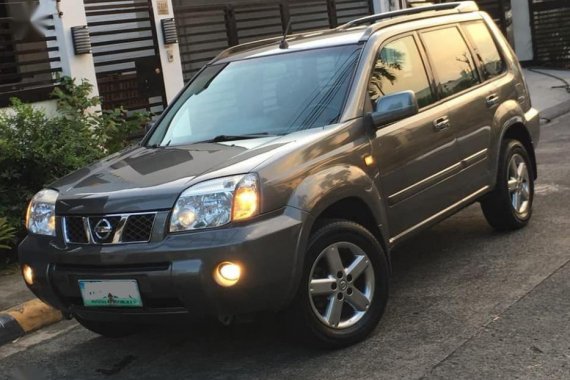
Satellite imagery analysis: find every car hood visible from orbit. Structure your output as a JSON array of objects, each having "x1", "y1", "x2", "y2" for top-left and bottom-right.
[{"x1": 52, "y1": 136, "x2": 292, "y2": 215}]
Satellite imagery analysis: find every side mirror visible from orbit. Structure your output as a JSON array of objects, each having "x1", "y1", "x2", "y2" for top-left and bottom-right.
[{"x1": 370, "y1": 90, "x2": 419, "y2": 128}]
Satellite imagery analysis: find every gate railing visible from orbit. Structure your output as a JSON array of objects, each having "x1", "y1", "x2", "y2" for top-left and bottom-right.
[
  {"x1": 172, "y1": 0, "x2": 374, "y2": 81},
  {"x1": 529, "y1": 0, "x2": 570, "y2": 68}
]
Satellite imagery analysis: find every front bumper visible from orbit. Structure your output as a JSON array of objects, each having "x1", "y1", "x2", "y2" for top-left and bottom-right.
[{"x1": 19, "y1": 207, "x2": 310, "y2": 322}]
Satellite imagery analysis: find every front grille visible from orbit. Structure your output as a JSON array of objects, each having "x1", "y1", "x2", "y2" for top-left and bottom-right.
[
  {"x1": 63, "y1": 213, "x2": 156, "y2": 245},
  {"x1": 64, "y1": 217, "x2": 88, "y2": 243},
  {"x1": 89, "y1": 216, "x2": 121, "y2": 244},
  {"x1": 123, "y1": 214, "x2": 155, "y2": 242}
]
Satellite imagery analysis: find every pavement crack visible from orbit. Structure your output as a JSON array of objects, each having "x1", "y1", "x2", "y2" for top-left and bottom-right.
[
  {"x1": 96, "y1": 354, "x2": 136, "y2": 376},
  {"x1": 420, "y1": 257, "x2": 570, "y2": 379}
]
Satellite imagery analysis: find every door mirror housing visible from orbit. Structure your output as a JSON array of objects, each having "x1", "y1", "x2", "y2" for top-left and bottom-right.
[{"x1": 370, "y1": 90, "x2": 419, "y2": 128}]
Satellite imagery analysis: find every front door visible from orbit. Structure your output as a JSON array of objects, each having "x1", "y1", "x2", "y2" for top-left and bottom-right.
[{"x1": 368, "y1": 34, "x2": 461, "y2": 241}]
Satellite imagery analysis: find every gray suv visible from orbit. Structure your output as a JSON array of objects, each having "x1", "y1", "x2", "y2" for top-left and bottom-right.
[{"x1": 20, "y1": 2, "x2": 539, "y2": 347}]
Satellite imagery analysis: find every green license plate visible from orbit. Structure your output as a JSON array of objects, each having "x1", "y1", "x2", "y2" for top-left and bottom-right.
[{"x1": 79, "y1": 279, "x2": 143, "y2": 308}]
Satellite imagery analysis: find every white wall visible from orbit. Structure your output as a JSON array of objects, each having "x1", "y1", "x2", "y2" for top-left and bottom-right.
[
  {"x1": 373, "y1": 0, "x2": 402, "y2": 13},
  {"x1": 0, "y1": 100, "x2": 58, "y2": 118},
  {"x1": 511, "y1": 0, "x2": 534, "y2": 62}
]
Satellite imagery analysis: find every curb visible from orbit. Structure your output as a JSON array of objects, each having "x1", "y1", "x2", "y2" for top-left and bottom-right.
[
  {"x1": 540, "y1": 99, "x2": 570, "y2": 123},
  {"x1": 0, "y1": 299, "x2": 63, "y2": 346}
]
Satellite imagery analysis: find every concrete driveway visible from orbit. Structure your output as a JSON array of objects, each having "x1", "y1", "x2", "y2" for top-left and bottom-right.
[{"x1": 1, "y1": 114, "x2": 569, "y2": 380}]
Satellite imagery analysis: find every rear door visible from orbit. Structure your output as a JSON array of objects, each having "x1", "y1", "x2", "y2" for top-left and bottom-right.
[
  {"x1": 368, "y1": 33, "x2": 462, "y2": 240},
  {"x1": 419, "y1": 24, "x2": 495, "y2": 196}
]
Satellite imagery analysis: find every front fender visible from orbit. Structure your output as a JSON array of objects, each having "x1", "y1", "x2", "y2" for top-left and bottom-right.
[
  {"x1": 282, "y1": 164, "x2": 390, "y2": 305},
  {"x1": 288, "y1": 163, "x2": 389, "y2": 248}
]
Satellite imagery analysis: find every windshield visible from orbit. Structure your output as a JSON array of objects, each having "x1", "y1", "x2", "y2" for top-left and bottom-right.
[{"x1": 146, "y1": 45, "x2": 362, "y2": 147}]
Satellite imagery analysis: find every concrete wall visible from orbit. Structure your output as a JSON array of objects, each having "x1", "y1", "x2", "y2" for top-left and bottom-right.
[
  {"x1": 511, "y1": 0, "x2": 533, "y2": 62},
  {"x1": 0, "y1": 99, "x2": 58, "y2": 118}
]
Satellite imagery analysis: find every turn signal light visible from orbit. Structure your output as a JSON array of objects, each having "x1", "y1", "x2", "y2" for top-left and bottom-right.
[
  {"x1": 22, "y1": 265, "x2": 34, "y2": 286},
  {"x1": 232, "y1": 186, "x2": 258, "y2": 221},
  {"x1": 214, "y1": 262, "x2": 241, "y2": 287}
]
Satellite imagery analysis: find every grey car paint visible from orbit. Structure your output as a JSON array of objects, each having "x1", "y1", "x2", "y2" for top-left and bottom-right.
[{"x1": 19, "y1": 10, "x2": 540, "y2": 321}]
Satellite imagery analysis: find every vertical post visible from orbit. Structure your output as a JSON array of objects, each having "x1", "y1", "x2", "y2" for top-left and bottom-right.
[
  {"x1": 149, "y1": 0, "x2": 184, "y2": 104},
  {"x1": 327, "y1": 0, "x2": 338, "y2": 28},
  {"x1": 372, "y1": 0, "x2": 395, "y2": 14},
  {"x1": 50, "y1": 0, "x2": 100, "y2": 102},
  {"x1": 511, "y1": 0, "x2": 534, "y2": 62},
  {"x1": 224, "y1": 5, "x2": 239, "y2": 46}
]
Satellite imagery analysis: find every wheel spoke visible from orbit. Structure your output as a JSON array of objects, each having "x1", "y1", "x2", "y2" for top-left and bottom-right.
[
  {"x1": 517, "y1": 162, "x2": 525, "y2": 179},
  {"x1": 512, "y1": 191, "x2": 520, "y2": 210},
  {"x1": 508, "y1": 178, "x2": 518, "y2": 192},
  {"x1": 521, "y1": 183, "x2": 530, "y2": 199},
  {"x1": 324, "y1": 296, "x2": 344, "y2": 327},
  {"x1": 346, "y1": 255, "x2": 368, "y2": 281},
  {"x1": 510, "y1": 159, "x2": 518, "y2": 177},
  {"x1": 346, "y1": 288, "x2": 370, "y2": 312},
  {"x1": 310, "y1": 278, "x2": 336, "y2": 296},
  {"x1": 325, "y1": 245, "x2": 344, "y2": 274}
]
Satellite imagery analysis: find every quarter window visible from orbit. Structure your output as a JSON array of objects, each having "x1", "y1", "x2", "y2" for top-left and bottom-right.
[
  {"x1": 463, "y1": 22, "x2": 505, "y2": 80},
  {"x1": 421, "y1": 27, "x2": 480, "y2": 99},
  {"x1": 368, "y1": 36, "x2": 435, "y2": 108}
]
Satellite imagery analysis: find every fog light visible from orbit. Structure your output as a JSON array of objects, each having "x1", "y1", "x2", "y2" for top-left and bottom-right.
[
  {"x1": 22, "y1": 265, "x2": 34, "y2": 286},
  {"x1": 214, "y1": 262, "x2": 241, "y2": 287}
]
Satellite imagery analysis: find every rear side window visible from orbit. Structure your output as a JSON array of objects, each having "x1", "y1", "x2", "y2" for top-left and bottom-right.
[
  {"x1": 368, "y1": 36, "x2": 435, "y2": 109},
  {"x1": 463, "y1": 22, "x2": 505, "y2": 80},
  {"x1": 421, "y1": 27, "x2": 480, "y2": 99}
]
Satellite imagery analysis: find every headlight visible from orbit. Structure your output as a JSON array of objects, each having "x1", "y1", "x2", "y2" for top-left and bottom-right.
[
  {"x1": 26, "y1": 189, "x2": 58, "y2": 236},
  {"x1": 170, "y1": 174, "x2": 259, "y2": 232}
]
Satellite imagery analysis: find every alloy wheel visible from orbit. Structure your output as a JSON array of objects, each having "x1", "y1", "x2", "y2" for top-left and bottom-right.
[
  {"x1": 507, "y1": 153, "x2": 531, "y2": 216},
  {"x1": 308, "y1": 242, "x2": 375, "y2": 329}
]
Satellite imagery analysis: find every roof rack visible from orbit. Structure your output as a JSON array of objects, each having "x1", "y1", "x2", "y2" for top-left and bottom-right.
[{"x1": 338, "y1": 1, "x2": 479, "y2": 30}]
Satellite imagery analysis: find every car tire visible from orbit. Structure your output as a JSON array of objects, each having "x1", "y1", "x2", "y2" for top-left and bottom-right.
[
  {"x1": 75, "y1": 315, "x2": 141, "y2": 338},
  {"x1": 481, "y1": 139, "x2": 534, "y2": 231},
  {"x1": 292, "y1": 220, "x2": 389, "y2": 348}
]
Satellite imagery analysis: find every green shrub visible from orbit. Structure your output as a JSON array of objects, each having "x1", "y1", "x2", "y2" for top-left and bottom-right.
[
  {"x1": 0, "y1": 217, "x2": 15, "y2": 250},
  {"x1": 0, "y1": 77, "x2": 151, "y2": 248}
]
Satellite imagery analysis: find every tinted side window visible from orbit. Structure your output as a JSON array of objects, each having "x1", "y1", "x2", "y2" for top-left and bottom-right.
[
  {"x1": 421, "y1": 27, "x2": 480, "y2": 99},
  {"x1": 463, "y1": 22, "x2": 505, "y2": 80},
  {"x1": 368, "y1": 36, "x2": 435, "y2": 108}
]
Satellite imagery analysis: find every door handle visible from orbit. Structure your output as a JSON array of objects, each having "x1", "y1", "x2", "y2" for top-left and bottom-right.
[
  {"x1": 433, "y1": 116, "x2": 450, "y2": 131},
  {"x1": 486, "y1": 94, "x2": 500, "y2": 107}
]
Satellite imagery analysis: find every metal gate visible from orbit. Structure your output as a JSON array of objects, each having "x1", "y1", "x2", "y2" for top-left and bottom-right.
[
  {"x1": 529, "y1": 0, "x2": 570, "y2": 68},
  {"x1": 0, "y1": 0, "x2": 62, "y2": 106},
  {"x1": 84, "y1": 0, "x2": 167, "y2": 113},
  {"x1": 172, "y1": 0, "x2": 374, "y2": 82}
]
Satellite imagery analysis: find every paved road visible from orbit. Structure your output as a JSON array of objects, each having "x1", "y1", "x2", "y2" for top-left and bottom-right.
[{"x1": 1, "y1": 115, "x2": 569, "y2": 380}]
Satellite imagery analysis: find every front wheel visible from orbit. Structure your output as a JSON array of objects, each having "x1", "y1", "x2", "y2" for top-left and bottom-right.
[
  {"x1": 481, "y1": 139, "x2": 534, "y2": 230},
  {"x1": 292, "y1": 220, "x2": 390, "y2": 348}
]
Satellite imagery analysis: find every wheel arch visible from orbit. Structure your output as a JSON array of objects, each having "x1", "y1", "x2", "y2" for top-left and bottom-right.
[{"x1": 499, "y1": 120, "x2": 538, "y2": 180}]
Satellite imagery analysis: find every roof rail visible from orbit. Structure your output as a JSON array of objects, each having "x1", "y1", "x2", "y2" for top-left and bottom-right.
[{"x1": 338, "y1": 1, "x2": 479, "y2": 30}]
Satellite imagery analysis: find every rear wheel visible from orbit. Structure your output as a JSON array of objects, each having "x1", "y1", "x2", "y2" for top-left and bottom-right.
[
  {"x1": 75, "y1": 315, "x2": 141, "y2": 338},
  {"x1": 293, "y1": 220, "x2": 389, "y2": 348},
  {"x1": 481, "y1": 139, "x2": 534, "y2": 230}
]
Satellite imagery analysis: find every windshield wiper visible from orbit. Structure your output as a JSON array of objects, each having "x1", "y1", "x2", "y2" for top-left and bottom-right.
[{"x1": 201, "y1": 132, "x2": 277, "y2": 143}]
